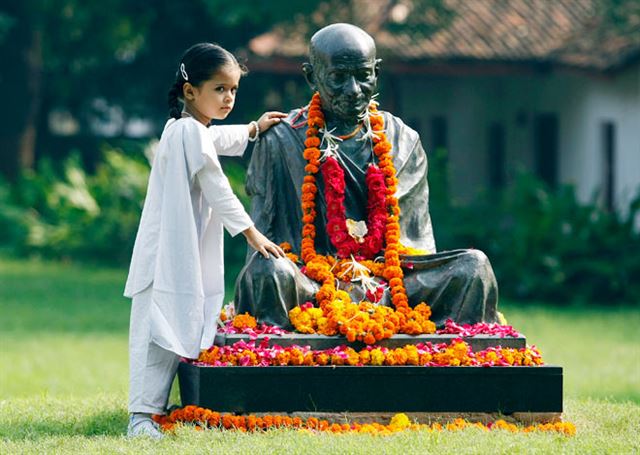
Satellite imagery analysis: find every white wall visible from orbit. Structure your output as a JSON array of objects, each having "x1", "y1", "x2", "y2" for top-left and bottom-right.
[{"x1": 399, "y1": 63, "x2": 640, "y2": 219}]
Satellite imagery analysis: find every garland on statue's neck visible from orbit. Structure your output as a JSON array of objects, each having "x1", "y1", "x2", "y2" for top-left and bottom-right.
[{"x1": 290, "y1": 92, "x2": 436, "y2": 344}]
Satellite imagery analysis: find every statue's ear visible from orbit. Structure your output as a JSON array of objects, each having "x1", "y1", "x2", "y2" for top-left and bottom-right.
[
  {"x1": 374, "y1": 58, "x2": 382, "y2": 77},
  {"x1": 302, "y1": 62, "x2": 316, "y2": 90}
]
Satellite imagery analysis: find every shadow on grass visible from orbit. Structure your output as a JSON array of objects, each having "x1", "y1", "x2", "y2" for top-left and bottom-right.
[{"x1": 0, "y1": 409, "x2": 129, "y2": 440}]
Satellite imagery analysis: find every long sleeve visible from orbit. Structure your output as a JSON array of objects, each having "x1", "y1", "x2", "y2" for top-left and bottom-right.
[
  {"x1": 209, "y1": 125, "x2": 249, "y2": 157},
  {"x1": 197, "y1": 153, "x2": 253, "y2": 237}
]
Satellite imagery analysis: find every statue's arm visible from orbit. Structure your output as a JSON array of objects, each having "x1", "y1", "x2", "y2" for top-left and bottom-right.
[
  {"x1": 398, "y1": 138, "x2": 437, "y2": 253},
  {"x1": 246, "y1": 134, "x2": 277, "y2": 240}
]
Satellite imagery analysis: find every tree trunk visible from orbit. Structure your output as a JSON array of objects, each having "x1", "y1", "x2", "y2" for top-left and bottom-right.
[
  {"x1": 18, "y1": 27, "x2": 43, "y2": 170},
  {"x1": 0, "y1": 8, "x2": 44, "y2": 180}
]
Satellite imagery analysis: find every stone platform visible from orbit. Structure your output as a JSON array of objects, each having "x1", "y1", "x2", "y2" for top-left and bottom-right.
[
  {"x1": 180, "y1": 333, "x2": 562, "y2": 418},
  {"x1": 214, "y1": 333, "x2": 527, "y2": 352},
  {"x1": 178, "y1": 363, "x2": 563, "y2": 414}
]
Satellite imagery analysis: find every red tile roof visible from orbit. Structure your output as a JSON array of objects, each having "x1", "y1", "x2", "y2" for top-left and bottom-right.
[{"x1": 248, "y1": 0, "x2": 640, "y2": 72}]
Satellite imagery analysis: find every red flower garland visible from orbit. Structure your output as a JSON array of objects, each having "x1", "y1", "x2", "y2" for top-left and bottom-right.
[{"x1": 322, "y1": 157, "x2": 387, "y2": 258}]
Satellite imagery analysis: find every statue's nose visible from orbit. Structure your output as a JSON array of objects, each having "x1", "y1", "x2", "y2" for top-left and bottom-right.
[{"x1": 343, "y1": 75, "x2": 361, "y2": 96}]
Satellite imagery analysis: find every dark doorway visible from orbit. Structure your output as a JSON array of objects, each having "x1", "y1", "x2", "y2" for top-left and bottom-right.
[
  {"x1": 488, "y1": 122, "x2": 506, "y2": 189},
  {"x1": 601, "y1": 121, "x2": 616, "y2": 211},
  {"x1": 430, "y1": 115, "x2": 448, "y2": 151},
  {"x1": 533, "y1": 114, "x2": 559, "y2": 188}
]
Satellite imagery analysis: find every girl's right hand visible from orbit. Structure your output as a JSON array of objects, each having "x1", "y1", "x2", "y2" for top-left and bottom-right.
[
  {"x1": 242, "y1": 226, "x2": 286, "y2": 259},
  {"x1": 256, "y1": 111, "x2": 287, "y2": 134}
]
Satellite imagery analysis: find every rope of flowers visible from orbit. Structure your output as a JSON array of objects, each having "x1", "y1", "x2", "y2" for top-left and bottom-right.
[
  {"x1": 153, "y1": 405, "x2": 576, "y2": 436},
  {"x1": 194, "y1": 338, "x2": 543, "y2": 367},
  {"x1": 220, "y1": 312, "x2": 522, "y2": 339}
]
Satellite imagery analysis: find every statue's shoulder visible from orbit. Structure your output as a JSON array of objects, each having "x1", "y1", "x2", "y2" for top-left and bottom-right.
[{"x1": 380, "y1": 111, "x2": 421, "y2": 147}]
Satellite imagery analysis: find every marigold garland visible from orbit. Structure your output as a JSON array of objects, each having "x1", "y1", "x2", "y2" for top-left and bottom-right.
[
  {"x1": 153, "y1": 406, "x2": 576, "y2": 436},
  {"x1": 294, "y1": 93, "x2": 435, "y2": 343},
  {"x1": 196, "y1": 339, "x2": 544, "y2": 367}
]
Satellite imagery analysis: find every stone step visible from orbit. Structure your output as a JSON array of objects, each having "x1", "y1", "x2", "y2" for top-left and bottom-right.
[{"x1": 214, "y1": 333, "x2": 527, "y2": 352}]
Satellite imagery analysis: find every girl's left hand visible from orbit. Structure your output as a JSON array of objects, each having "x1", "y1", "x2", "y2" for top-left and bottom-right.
[
  {"x1": 256, "y1": 111, "x2": 288, "y2": 134},
  {"x1": 242, "y1": 226, "x2": 286, "y2": 259}
]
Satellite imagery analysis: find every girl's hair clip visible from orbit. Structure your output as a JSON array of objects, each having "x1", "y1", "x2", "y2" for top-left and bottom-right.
[{"x1": 180, "y1": 63, "x2": 189, "y2": 81}]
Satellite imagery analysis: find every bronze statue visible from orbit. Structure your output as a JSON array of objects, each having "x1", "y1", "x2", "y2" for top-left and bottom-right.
[{"x1": 235, "y1": 23, "x2": 498, "y2": 330}]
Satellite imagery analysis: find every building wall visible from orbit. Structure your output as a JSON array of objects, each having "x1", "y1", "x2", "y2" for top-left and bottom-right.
[{"x1": 398, "y1": 63, "x2": 640, "y2": 218}]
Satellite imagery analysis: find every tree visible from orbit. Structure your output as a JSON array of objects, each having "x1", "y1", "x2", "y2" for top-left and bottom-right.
[{"x1": 0, "y1": 0, "x2": 322, "y2": 179}]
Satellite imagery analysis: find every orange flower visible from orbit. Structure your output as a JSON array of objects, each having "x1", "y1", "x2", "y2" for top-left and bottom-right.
[{"x1": 232, "y1": 313, "x2": 257, "y2": 330}]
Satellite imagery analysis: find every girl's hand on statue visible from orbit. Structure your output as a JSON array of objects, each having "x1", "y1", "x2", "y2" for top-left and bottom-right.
[
  {"x1": 256, "y1": 111, "x2": 287, "y2": 134},
  {"x1": 243, "y1": 226, "x2": 286, "y2": 259}
]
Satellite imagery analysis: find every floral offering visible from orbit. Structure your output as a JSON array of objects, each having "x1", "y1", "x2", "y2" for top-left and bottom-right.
[
  {"x1": 195, "y1": 338, "x2": 544, "y2": 368},
  {"x1": 153, "y1": 406, "x2": 576, "y2": 436}
]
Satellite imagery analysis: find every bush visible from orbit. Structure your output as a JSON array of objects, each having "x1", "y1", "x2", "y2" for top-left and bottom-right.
[
  {"x1": 431, "y1": 169, "x2": 640, "y2": 305},
  {"x1": 0, "y1": 145, "x2": 150, "y2": 264}
]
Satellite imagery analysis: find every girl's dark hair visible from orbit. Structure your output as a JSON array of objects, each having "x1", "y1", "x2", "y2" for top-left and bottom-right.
[{"x1": 168, "y1": 43, "x2": 247, "y2": 119}]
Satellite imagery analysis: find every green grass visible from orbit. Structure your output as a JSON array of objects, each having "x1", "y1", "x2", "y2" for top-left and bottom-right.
[{"x1": 1, "y1": 257, "x2": 639, "y2": 453}]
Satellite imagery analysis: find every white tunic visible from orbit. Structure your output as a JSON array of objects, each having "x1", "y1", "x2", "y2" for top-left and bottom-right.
[{"x1": 124, "y1": 118, "x2": 253, "y2": 358}]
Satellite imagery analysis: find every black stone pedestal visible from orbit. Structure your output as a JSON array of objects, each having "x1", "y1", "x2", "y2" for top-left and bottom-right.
[{"x1": 178, "y1": 362, "x2": 563, "y2": 414}]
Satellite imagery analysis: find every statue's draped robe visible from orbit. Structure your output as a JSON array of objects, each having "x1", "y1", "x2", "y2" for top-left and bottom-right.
[{"x1": 235, "y1": 108, "x2": 498, "y2": 329}]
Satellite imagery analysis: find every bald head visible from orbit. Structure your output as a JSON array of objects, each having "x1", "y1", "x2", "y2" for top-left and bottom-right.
[
  {"x1": 309, "y1": 23, "x2": 377, "y2": 66},
  {"x1": 303, "y1": 23, "x2": 380, "y2": 124}
]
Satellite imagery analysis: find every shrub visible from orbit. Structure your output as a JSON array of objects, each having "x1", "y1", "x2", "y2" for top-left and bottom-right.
[
  {"x1": 431, "y1": 170, "x2": 640, "y2": 305},
  {"x1": 0, "y1": 145, "x2": 150, "y2": 264}
]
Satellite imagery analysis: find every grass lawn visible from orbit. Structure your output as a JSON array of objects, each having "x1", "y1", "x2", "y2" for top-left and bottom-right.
[{"x1": 1, "y1": 257, "x2": 638, "y2": 453}]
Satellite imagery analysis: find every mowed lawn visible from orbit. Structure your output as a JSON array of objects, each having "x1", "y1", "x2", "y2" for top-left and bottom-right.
[{"x1": 0, "y1": 257, "x2": 638, "y2": 454}]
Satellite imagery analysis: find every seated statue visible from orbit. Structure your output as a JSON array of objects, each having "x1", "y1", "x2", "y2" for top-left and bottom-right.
[{"x1": 235, "y1": 23, "x2": 498, "y2": 330}]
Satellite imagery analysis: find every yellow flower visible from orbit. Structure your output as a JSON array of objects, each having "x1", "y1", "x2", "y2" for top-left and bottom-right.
[
  {"x1": 370, "y1": 348, "x2": 385, "y2": 366},
  {"x1": 389, "y1": 413, "x2": 411, "y2": 429}
]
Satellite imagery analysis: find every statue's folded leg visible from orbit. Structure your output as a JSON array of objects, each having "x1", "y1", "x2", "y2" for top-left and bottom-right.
[
  {"x1": 234, "y1": 252, "x2": 320, "y2": 330},
  {"x1": 403, "y1": 249, "x2": 499, "y2": 327}
]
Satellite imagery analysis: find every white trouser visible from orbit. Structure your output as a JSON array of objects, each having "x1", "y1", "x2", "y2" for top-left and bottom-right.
[{"x1": 128, "y1": 286, "x2": 180, "y2": 414}]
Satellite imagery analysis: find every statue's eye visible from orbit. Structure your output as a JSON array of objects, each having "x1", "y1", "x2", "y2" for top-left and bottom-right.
[
  {"x1": 329, "y1": 72, "x2": 346, "y2": 84},
  {"x1": 357, "y1": 71, "x2": 372, "y2": 82}
]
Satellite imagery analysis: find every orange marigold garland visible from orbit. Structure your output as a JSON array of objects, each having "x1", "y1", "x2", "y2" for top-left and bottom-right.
[
  {"x1": 293, "y1": 92, "x2": 435, "y2": 342},
  {"x1": 197, "y1": 339, "x2": 544, "y2": 367},
  {"x1": 153, "y1": 406, "x2": 576, "y2": 436}
]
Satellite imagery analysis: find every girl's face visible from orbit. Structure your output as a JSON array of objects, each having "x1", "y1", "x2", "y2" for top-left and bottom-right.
[{"x1": 184, "y1": 65, "x2": 241, "y2": 124}]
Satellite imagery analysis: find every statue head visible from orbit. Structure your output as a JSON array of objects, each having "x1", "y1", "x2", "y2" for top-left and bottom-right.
[{"x1": 303, "y1": 23, "x2": 381, "y2": 123}]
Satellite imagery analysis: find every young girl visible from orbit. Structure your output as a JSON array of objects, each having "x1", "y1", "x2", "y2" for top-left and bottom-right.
[{"x1": 123, "y1": 42, "x2": 286, "y2": 438}]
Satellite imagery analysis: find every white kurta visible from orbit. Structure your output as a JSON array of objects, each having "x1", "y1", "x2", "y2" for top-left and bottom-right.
[{"x1": 124, "y1": 118, "x2": 253, "y2": 359}]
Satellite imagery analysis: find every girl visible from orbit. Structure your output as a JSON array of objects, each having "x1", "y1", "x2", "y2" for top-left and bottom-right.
[{"x1": 124, "y1": 43, "x2": 286, "y2": 438}]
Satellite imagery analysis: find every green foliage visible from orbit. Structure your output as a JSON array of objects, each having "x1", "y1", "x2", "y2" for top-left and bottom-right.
[
  {"x1": 0, "y1": 145, "x2": 149, "y2": 264},
  {"x1": 430, "y1": 160, "x2": 640, "y2": 305}
]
